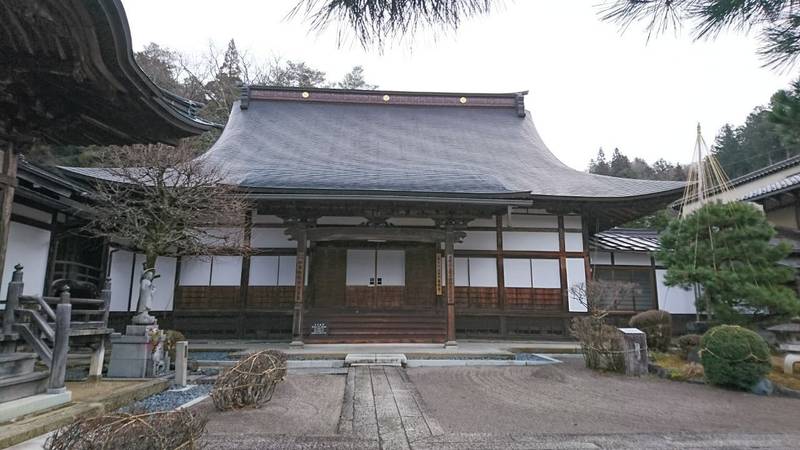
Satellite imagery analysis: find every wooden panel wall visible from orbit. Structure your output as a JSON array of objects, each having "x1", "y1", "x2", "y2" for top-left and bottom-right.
[
  {"x1": 175, "y1": 286, "x2": 239, "y2": 310},
  {"x1": 504, "y1": 288, "x2": 562, "y2": 311},
  {"x1": 246, "y1": 286, "x2": 295, "y2": 310}
]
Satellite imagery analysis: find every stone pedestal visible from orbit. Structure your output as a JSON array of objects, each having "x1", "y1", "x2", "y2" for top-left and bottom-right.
[
  {"x1": 175, "y1": 341, "x2": 188, "y2": 387},
  {"x1": 107, "y1": 324, "x2": 158, "y2": 378},
  {"x1": 618, "y1": 327, "x2": 649, "y2": 376}
]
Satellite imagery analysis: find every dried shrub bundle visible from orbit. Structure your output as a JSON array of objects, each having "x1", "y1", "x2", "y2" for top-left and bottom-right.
[
  {"x1": 45, "y1": 409, "x2": 207, "y2": 450},
  {"x1": 211, "y1": 350, "x2": 287, "y2": 411}
]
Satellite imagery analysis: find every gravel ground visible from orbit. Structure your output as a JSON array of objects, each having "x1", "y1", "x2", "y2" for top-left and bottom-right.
[
  {"x1": 409, "y1": 358, "x2": 800, "y2": 435},
  {"x1": 119, "y1": 384, "x2": 212, "y2": 413},
  {"x1": 196, "y1": 374, "x2": 346, "y2": 437}
]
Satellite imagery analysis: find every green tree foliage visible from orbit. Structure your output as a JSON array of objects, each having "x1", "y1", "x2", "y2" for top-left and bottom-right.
[
  {"x1": 292, "y1": 0, "x2": 493, "y2": 47},
  {"x1": 589, "y1": 148, "x2": 687, "y2": 181},
  {"x1": 700, "y1": 325, "x2": 772, "y2": 389},
  {"x1": 336, "y1": 65, "x2": 377, "y2": 89},
  {"x1": 265, "y1": 59, "x2": 327, "y2": 87},
  {"x1": 601, "y1": 0, "x2": 800, "y2": 68},
  {"x1": 657, "y1": 202, "x2": 800, "y2": 323}
]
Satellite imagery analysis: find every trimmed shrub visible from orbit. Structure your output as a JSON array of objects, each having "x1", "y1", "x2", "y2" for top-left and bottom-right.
[
  {"x1": 700, "y1": 325, "x2": 771, "y2": 390},
  {"x1": 629, "y1": 309, "x2": 672, "y2": 352},
  {"x1": 164, "y1": 330, "x2": 187, "y2": 361},
  {"x1": 677, "y1": 334, "x2": 702, "y2": 360}
]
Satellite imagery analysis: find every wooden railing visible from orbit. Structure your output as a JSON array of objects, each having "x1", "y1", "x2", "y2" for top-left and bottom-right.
[
  {"x1": 51, "y1": 260, "x2": 102, "y2": 288},
  {"x1": 2, "y1": 264, "x2": 112, "y2": 392}
]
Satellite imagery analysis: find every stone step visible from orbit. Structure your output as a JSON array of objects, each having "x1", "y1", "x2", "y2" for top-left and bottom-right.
[
  {"x1": 344, "y1": 353, "x2": 407, "y2": 367},
  {"x1": 0, "y1": 370, "x2": 48, "y2": 403},
  {"x1": 0, "y1": 352, "x2": 37, "y2": 378}
]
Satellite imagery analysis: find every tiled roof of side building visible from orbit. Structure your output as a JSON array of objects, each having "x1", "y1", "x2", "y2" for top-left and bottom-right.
[
  {"x1": 183, "y1": 86, "x2": 685, "y2": 199},
  {"x1": 590, "y1": 228, "x2": 661, "y2": 252},
  {"x1": 741, "y1": 173, "x2": 800, "y2": 201}
]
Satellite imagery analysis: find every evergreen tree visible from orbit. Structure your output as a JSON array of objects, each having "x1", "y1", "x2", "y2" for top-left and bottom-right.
[
  {"x1": 266, "y1": 60, "x2": 327, "y2": 87},
  {"x1": 769, "y1": 79, "x2": 800, "y2": 150},
  {"x1": 609, "y1": 148, "x2": 633, "y2": 178},
  {"x1": 337, "y1": 65, "x2": 377, "y2": 90},
  {"x1": 657, "y1": 202, "x2": 800, "y2": 323},
  {"x1": 588, "y1": 148, "x2": 611, "y2": 175}
]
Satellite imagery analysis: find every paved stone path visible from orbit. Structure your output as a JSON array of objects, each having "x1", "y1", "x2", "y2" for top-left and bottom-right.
[{"x1": 338, "y1": 366, "x2": 443, "y2": 449}]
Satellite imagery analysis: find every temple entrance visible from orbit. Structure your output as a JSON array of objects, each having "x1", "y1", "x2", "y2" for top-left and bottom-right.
[{"x1": 305, "y1": 241, "x2": 444, "y2": 342}]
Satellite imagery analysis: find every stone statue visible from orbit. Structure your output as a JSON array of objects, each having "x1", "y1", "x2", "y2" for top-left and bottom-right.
[
  {"x1": 132, "y1": 268, "x2": 157, "y2": 325},
  {"x1": 150, "y1": 334, "x2": 167, "y2": 376}
]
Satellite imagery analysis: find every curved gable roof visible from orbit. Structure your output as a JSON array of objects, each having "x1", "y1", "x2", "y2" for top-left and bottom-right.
[{"x1": 199, "y1": 87, "x2": 683, "y2": 200}]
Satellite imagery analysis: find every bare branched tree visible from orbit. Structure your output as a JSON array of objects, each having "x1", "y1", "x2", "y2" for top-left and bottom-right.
[
  {"x1": 84, "y1": 144, "x2": 250, "y2": 273},
  {"x1": 289, "y1": 0, "x2": 495, "y2": 47}
]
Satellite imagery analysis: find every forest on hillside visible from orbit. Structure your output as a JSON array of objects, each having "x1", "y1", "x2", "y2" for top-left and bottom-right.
[{"x1": 588, "y1": 77, "x2": 800, "y2": 183}]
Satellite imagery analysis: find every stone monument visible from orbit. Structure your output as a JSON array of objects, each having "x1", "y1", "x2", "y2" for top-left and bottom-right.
[
  {"x1": 108, "y1": 268, "x2": 168, "y2": 378},
  {"x1": 618, "y1": 327, "x2": 649, "y2": 376}
]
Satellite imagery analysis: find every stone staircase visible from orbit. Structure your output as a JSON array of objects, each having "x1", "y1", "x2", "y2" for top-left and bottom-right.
[
  {"x1": 0, "y1": 265, "x2": 113, "y2": 420},
  {"x1": 0, "y1": 352, "x2": 47, "y2": 403}
]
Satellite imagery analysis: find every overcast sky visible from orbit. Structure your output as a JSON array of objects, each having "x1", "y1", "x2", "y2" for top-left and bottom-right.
[{"x1": 123, "y1": 0, "x2": 795, "y2": 171}]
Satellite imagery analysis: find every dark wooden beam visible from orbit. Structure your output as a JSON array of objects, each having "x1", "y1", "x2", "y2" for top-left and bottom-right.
[
  {"x1": 445, "y1": 229, "x2": 457, "y2": 347},
  {"x1": 299, "y1": 226, "x2": 456, "y2": 243},
  {"x1": 0, "y1": 143, "x2": 17, "y2": 286},
  {"x1": 290, "y1": 227, "x2": 308, "y2": 347}
]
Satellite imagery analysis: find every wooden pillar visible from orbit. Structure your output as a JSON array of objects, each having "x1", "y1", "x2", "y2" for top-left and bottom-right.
[
  {"x1": 2, "y1": 264, "x2": 23, "y2": 351},
  {"x1": 237, "y1": 211, "x2": 253, "y2": 338},
  {"x1": 445, "y1": 229, "x2": 457, "y2": 348},
  {"x1": 48, "y1": 303, "x2": 71, "y2": 394},
  {"x1": 0, "y1": 142, "x2": 18, "y2": 288},
  {"x1": 290, "y1": 227, "x2": 307, "y2": 347},
  {"x1": 495, "y1": 215, "x2": 507, "y2": 336},
  {"x1": 557, "y1": 215, "x2": 570, "y2": 334}
]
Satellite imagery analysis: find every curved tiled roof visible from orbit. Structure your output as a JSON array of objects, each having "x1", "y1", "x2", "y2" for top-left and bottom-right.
[
  {"x1": 741, "y1": 173, "x2": 800, "y2": 201},
  {"x1": 196, "y1": 88, "x2": 684, "y2": 199},
  {"x1": 0, "y1": 0, "x2": 214, "y2": 146}
]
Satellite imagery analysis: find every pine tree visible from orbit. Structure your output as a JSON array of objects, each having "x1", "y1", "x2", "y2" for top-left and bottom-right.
[
  {"x1": 657, "y1": 202, "x2": 800, "y2": 323},
  {"x1": 588, "y1": 148, "x2": 611, "y2": 175},
  {"x1": 609, "y1": 148, "x2": 633, "y2": 178},
  {"x1": 337, "y1": 66, "x2": 377, "y2": 90}
]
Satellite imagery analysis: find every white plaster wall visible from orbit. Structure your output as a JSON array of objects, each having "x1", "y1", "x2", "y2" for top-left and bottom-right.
[
  {"x1": 614, "y1": 252, "x2": 652, "y2": 266},
  {"x1": 507, "y1": 214, "x2": 557, "y2": 228},
  {"x1": 503, "y1": 231, "x2": 559, "y2": 251},
  {"x1": 590, "y1": 251, "x2": 612, "y2": 265},
  {"x1": 251, "y1": 228, "x2": 296, "y2": 248},
  {"x1": 453, "y1": 257, "x2": 469, "y2": 286},
  {"x1": 455, "y1": 231, "x2": 496, "y2": 251},
  {"x1": 1, "y1": 222, "x2": 51, "y2": 298},
  {"x1": 179, "y1": 256, "x2": 212, "y2": 286},
  {"x1": 564, "y1": 232, "x2": 584, "y2": 252},
  {"x1": 201, "y1": 227, "x2": 244, "y2": 247},
  {"x1": 532, "y1": 259, "x2": 561, "y2": 288},
  {"x1": 249, "y1": 256, "x2": 280, "y2": 286},
  {"x1": 566, "y1": 257, "x2": 588, "y2": 312},
  {"x1": 148, "y1": 256, "x2": 176, "y2": 311},
  {"x1": 109, "y1": 250, "x2": 134, "y2": 311},
  {"x1": 656, "y1": 269, "x2": 697, "y2": 314},
  {"x1": 563, "y1": 216, "x2": 582, "y2": 229},
  {"x1": 503, "y1": 258, "x2": 532, "y2": 287},
  {"x1": 210, "y1": 256, "x2": 242, "y2": 286},
  {"x1": 468, "y1": 257, "x2": 497, "y2": 287}
]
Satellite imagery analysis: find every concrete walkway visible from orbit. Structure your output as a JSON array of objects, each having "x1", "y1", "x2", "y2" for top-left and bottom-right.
[{"x1": 338, "y1": 366, "x2": 443, "y2": 449}]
